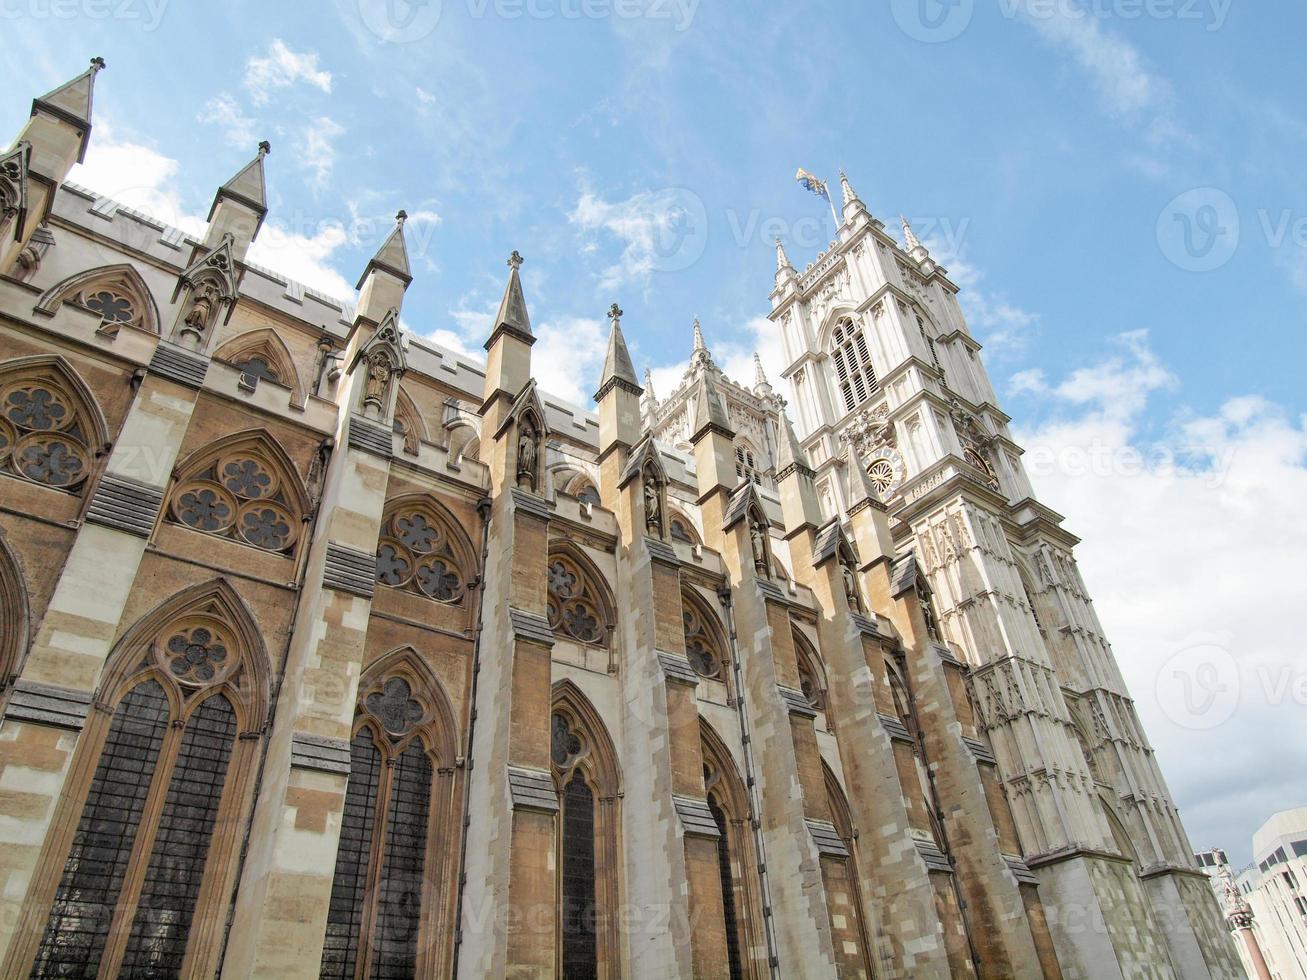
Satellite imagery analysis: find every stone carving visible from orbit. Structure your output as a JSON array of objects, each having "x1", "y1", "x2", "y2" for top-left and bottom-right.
[
  {"x1": 749, "y1": 513, "x2": 769, "y2": 577},
  {"x1": 643, "y1": 465, "x2": 663, "y2": 536},
  {"x1": 364, "y1": 351, "x2": 392, "y2": 408},
  {"x1": 842, "y1": 560, "x2": 864, "y2": 613},
  {"x1": 517, "y1": 417, "x2": 539, "y2": 491},
  {"x1": 183, "y1": 282, "x2": 218, "y2": 338}
]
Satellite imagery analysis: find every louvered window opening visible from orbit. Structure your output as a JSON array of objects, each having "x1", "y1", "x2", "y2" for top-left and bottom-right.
[{"x1": 832, "y1": 323, "x2": 879, "y2": 413}]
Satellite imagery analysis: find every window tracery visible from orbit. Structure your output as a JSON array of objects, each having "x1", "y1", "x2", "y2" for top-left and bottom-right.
[
  {"x1": 547, "y1": 551, "x2": 610, "y2": 647},
  {"x1": 0, "y1": 360, "x2": 103, "y2": 494},
  {"x1": 28, "y1": 581, "x2": 267, "y2": 980},
  {"x1": 682, "y1": 591, "x2": 728, "y2": 680},
  {"x1": 168, "y1": 438, "x2": 305, "y2": 555},
  {"x1": 375, "y1": 500, "x2": 472, "y2": 605},
  {"x1": 36, "y1": 264, "x2": 159, "y2": 337}
]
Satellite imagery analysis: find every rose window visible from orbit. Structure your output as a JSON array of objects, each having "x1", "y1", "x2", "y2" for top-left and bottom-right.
[
  {"x1": 867, "y1": 458, "x2": 896, "y2": 496},
  {"x1": 364, "y1": 677, "x2": 425, "y2": 736},
  {"x1": 682, "y1": 599, "x2": 725, "y2": 680},
  {"x1": 169, "y1": 449, "x2": 299, "y2": 554},
  {"x1": 547, "y1": 556, "x2": 607, "y2": 646},
  {"x1": 374, "y1": 506, "x2": 467, "y2": 605},
  {"x1": 0, "y1": 380, "x2": 92, "y2": 491},
  {"x1": 160, "y1": 622, "x2": 231, "y2": 686}
]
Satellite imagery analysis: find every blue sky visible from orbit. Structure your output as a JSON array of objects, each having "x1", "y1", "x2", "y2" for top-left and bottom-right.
[{"x1": 6, "y1": 0, "x2": 1307, "y2": 867}]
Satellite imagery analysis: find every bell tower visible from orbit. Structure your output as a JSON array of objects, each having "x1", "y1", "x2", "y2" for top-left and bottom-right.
[{"x1": 770, "y1": 173, "x2": 1244, "y2": 980}]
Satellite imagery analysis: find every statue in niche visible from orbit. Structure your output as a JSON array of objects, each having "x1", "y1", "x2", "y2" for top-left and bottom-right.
[
  {"x1": 516, "y1": 419, "x2": 538, "y2": 491},
  {"x1": 749, "y1": 516, "x2": 769, "y2": 577},
  {"x1": 842, "y1": 561, "x2": 863, "y2": 613},
  {"x1": 643, "y1": 469, "x2": 662, "y2": 535},
  {"x1": 183, "y1": 281, "x2": 219, "y2": 338},
  {"x1": 364, "y1": 351, "x2": 392, "y2": 408}
]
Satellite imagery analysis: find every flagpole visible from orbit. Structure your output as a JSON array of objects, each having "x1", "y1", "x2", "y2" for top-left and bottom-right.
[{"x1": 827, "y1": 191, "x2": 839, "y2": 238}]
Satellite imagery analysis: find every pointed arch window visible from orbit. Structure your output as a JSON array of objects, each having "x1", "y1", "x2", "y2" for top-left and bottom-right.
[
  {"x1": 547, "y1": 550, "x2": 612, "y2": 648},
  {"x1": 551, "y1": 685, "x2": 621, "y2": 980},
  {"x1": 25, "y1": 582, "x2": 267, "y2": 980},
  {"x1": 0, "y1": 358, "x2": 105, "y2": 494},
  {"x1": 682, "y1": 589, "x2": 728, "y2": 681},
  {"x1": 36, "y1": 264, "x2": 160, "y2": 337},
  {"x1": 794, "y1": 629, "x2": 828, "y2": 713},
  {"x1": 166, "y1": 434, "x2": 307, "y2": 555},
  {"x1": 831, "y1": 318, "x2": 879, "y2": 413},
  {"x1": 375, "y1": 498, "x2": 474, "y2": 606},
  {"x1": 322, "y1": 654, "x2": 456, "y2": 979},
  {"x1": 734, "y1": 443, "x2": 760, "y2": 485},
  {"x1": 668, "y1": 508, "x2": 699, "y2": 546}
]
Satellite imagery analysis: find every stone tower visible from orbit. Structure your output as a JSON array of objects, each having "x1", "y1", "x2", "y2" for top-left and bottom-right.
[{"x1": 770, "y1": 171, "x2": 1242, "y2": 979}]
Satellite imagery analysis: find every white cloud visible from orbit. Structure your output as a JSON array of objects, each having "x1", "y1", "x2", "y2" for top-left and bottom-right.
[
  {"x1": 569, "y1": 187, "x2": 703, "y2": 292},
  {"x1": 301, "y1": 116, "x2": 346, "y2": 191},
  {"x1": 1011, "y1": 333, "x2": 1307, "y2": 864},
  {"x1": 415, "y1": 87, "x2": 437, "y2": 107},
  {"x1": 1015, "y1": 1, "x2": 1168, "y2": 117},
  {"x1": 932, "y1": 252, "x2": 1040, "y2": 355},
  {"x1": 201, "y1": 93, "x2": 257, "y2": 149},
  {"x1": 533, "y1": 316, "x2": 610, "y2": 406},
  {"x1": 69, "y1": 123, "x2": 206, "y2": 238},
  {"x1": 247, "y1": 221, "x2": 353, "y2": 299},
  {"x1": 244, "y1": 39, "x2": 333, "y2": 106}
]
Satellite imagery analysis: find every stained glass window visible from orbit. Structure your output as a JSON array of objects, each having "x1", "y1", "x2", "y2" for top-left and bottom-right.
[{"x1": 560, "y1": 773, "x2": 598, "y2": 980}]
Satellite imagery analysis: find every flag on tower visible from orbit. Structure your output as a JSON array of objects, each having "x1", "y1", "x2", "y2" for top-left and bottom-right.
[{"x1": 795, "y1": 167, "x2": 830, "y2": 201}]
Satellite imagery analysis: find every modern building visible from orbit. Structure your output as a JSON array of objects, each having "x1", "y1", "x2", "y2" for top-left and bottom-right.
[{"x1": 0, "y1": 58, "x2": 1241, "y2": 978}]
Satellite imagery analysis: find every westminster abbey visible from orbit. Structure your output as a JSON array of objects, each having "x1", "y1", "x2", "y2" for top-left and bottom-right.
[{"x1": 0, "y1": 59, "x2": 1243, "y2": 978}]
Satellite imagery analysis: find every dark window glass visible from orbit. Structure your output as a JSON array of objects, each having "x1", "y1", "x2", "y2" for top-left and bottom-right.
[
  {"x1": 370, "y1": 741, "x2": 432, "y2": 979},
  {"x1": 710, "y1": 797, "x2": 744, "y2": 980},
  {"x1": 31, "y1": 681, "x2": 170, "y2": 979},
  {"x1": 321, "y1": 729, "x2": 383, "y2": 980},
  {"x1": 122, "y1": 694, "x2": 236, "y2": 973},
  {"x1": 560, "y1": 773, "x2": 597, "y2": 980}
]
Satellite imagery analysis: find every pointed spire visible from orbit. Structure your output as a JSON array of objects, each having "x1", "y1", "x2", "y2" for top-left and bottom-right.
[
  {"x1": 753, "y1": 353, "x2": 767, "y2": 387},
  {"x1": 595, "y1": 303, "x2": 640, "y2": 401},
  {"x1": 844, "y1": 440, "x2": 883, "y2": 509},
  {"x1": 775, "y1": 237, "x2": 794, "y2": 272},
  {"x1": 900, "y1": 215, "x2": 935, "y2": 272},
  {"x1": 31, "y1": 57, "x2": 106, "y2": 163},
  {"x1": 692, "y1": 315, "x2": 705, "y2": 351},
  {"x1": 643, "y1": 367, "x2": 655, "y2": 402},
  {"x1": 689, "y1": 315, "x2": 717, "y2": 372},
  {"x1": 485, "y1": 249, "x2": 533, "y2": 348},
  {"x1": 775, "y1": 414, "x2": 812, "y2": 480},
  {"x1": 839, "y1": 170, "x2": 861, "y2": 207},
  {"x1": 207, "y1": 140, "x2": 270, "y2": 238},
  {"x1": 901, "y1": 215, "x2": 923, "y2": 252},
  {"x1": 689, "y1": 370, "x2": 732, "y2": 442},
  {"x1": 356, "y1": 209, "x2": 412, "y2": 289}
]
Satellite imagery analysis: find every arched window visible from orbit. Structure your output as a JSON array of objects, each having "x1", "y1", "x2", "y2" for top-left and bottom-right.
[
  {"x1": 375, "y1": 496, "x2": 476, "y2": 606},
  {"x1": 166, "y1": 431, "x2": 309, "y2": 556},
  {"x1": 547, "y1": 546, "x2": 613, "y2": 648},
  {"x1": 668, "y1": 508, "x2": 700, "y2": 546},
  {"x1": 916, "y1": 312, "x2": 945, "y2": 383},
  {"x1": 701, "y1": 721, "x2": 764, "y2": 979},
  {"x1": 830, "y1": 318, "x2": 879, "y2": 413},
  {"x1": 822, "y1": 763, "x2": 875, "y2": 978},
  {"x1": 392, "y1": 387, "x2": 426, "y2": 456},
  {"x1": 734, "y1": 443, "x2": 759, "y2": 485},
  {"x1": 321, "y1": 649, "x2": 458, "y2": 979},
  {"x1": 213, "y1": 328, "x2": 303, "y2": 404},
  {"x1": 682, "y1": 588, "x2": 730, "y2": 681},
  {"x1": 793, "y1": 628, "x2": 828, "y2": 714},
  {"x1": 0, "y1": 533, "x2": 30, "y2": 693},
  {"x1": 36, "y1": 263, "x2": 160, "y2": 337},
  {"x1": 0, "y1": 355, "x2": 107, "y2": 495},
  {"x1": 885, "y1": 657, "x2": 945, "y2": 849},
  {"x1": 23, "y1": 580, "x2": 268, "y2": 980},
  {"x1": 551, "y1": 682, "x2": 621, "y2": 979}
]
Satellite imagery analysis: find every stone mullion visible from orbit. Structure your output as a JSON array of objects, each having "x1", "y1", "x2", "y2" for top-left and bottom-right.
[{"x1": 356, "y1": 749, "x2": 397, "y2": 980}]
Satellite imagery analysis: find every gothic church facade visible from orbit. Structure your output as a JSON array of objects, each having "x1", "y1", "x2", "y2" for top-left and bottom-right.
[{"x1": 0, "y1": 60, "x2": 1239, "y2": 979}]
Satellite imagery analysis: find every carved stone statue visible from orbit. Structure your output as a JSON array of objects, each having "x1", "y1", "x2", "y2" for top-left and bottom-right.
[
  {"x1": 643, "y1": 471, "x2": 662, "y2": 535},
  {"x1": 749, "y1": 517, "x2": 768, "y2": 576},
  {"x1": 184, "y1": 282, "x2": 218, "y2": 334},
  {"x1": 364, "y1": 352, "x2": 391, "y2": 406},
  {"x1": 842, "y1": 562, "x2": 863, "y2": 613},
  {"x1": 516, "y1": 421, "x2": 537, "y2": 491}
]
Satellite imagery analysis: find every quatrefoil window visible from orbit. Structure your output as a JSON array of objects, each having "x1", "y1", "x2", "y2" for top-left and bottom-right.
[
  {"x1": 84, "y1": 289, "x2": 135, "y2": 326},
  {"x1": 0, "y1": 378, "x2": 93, "y2": 492},
  {"x1": 547, "y1": 555, "x2": 607, "y2": 647},
  {"x1": 168, "y1": 445, "x2": 301, "y2": 554},
  {"x1": 365, "y1": 677, "x2": 425, "y2": 736},
  {"x1": 162, "y1": 623, "x2": 230, "y2": 685},
  {"x1": 551, "y1": 712, "x2": 585, "y2": 769},
  {"x1": 374, "y1": 504, "x2": 468, "y2": 606}
]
